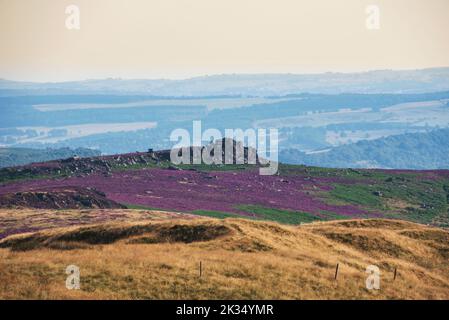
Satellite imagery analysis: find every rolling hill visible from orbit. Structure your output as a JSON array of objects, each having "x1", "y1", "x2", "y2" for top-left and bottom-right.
[
  {"x1": 0, "y1": 145, "x2": 448, "y2": 299},
  {"x1": 0, "y1": 147, "x2": 100, "y2": 168},
  {"x1": 2, "y1": 67, "x2": 449, "y2": 96},
  {"x1": 0, "y1": 217, "x2": 447, "y2": 299},
  {"x1": 280, "y1": 128, "x2": 449, "y2": 169},
  {"x1": 0, "y1": 145, "x2": 448, "y2": 228}
]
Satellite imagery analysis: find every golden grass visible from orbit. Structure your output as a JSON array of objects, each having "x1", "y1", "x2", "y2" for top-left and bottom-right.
[
  {"x1": 0, "y1": 208, "x2": 197, "y2": 239},
  {"x1": 0, "y1": 216, "x2": 448, "y2": 299}
]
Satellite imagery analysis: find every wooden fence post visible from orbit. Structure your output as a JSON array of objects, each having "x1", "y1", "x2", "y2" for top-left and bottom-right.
[{"x1": 334, "y1": 263, "x2": 339, "y2": 280}]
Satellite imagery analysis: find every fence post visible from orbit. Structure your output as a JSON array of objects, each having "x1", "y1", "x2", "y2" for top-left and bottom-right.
[{"x1": 334, "y1": 263, "x2": 339, "y2": 280}]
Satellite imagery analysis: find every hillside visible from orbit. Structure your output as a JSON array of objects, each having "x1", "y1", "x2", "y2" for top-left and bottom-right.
[
  {"x1": 0, "y1": 145, "x2": 448, "y2": 300},
  {"x1": 0, "y1": 147, "x2": 100, "y2": 168},
  {"x1": 280, "y1": 128, "x2": 449, "y2": 169},
  {"x1": 0, "y1": 217, "x2": 448, "y2": 299},
  {"x1": 1, "y1": 146, "x2": 449, "y2": 228}
]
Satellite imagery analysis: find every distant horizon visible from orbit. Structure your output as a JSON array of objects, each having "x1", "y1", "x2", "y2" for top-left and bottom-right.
[{"x1": 2, "y1": 65, "x2": 449, "y2": 84}]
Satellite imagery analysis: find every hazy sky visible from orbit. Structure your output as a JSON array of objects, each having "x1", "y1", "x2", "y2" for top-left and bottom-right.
[{"x1": 1, "y1": 0, "x2": 448, "y2": 82}]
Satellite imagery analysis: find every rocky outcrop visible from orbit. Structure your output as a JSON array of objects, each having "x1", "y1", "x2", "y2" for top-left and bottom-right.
[{"x1": 0, "y1": 186, "x2": 125, "y2": 209}]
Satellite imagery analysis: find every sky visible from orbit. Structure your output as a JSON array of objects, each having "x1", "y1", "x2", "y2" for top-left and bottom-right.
[{"x1": 1, "y1": 0, "x2": 448, "y2": 82}]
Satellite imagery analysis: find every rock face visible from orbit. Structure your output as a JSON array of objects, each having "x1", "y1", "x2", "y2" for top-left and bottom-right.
[
  {"x1": 166, "y1": 138, "x2": 260, "y2": 165},
  {"x1": 0, "y1": 187, "x2": 125, "y2": 209},
  {"x1": 0, "y1": 151, "x2": 160, "y2": 181}
]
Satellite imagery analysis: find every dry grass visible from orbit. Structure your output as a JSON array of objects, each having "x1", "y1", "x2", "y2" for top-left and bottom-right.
[
  {"x1": 0, "y1": 208, "x2": 198, "y2": 240},
  {"x1": 0, "y1": 215, "x2": 448, "y2": 299}
]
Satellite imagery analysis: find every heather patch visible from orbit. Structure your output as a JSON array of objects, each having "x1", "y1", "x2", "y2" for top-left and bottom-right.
[
  {"x1": 0, "y1": 168, "x2": 376, "y2": 220},
  {"x1": 1, "y1": 164, "x2": 449, "y2": 226}
]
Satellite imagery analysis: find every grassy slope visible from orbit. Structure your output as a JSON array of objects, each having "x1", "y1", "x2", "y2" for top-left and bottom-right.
[
  {"x1": 280, "y1": 165, "x2": 449, "y2": 227},
  {"x1": 0, "y1": 217, "x2": 448, "y2": 299},
  {"x1": 192, "y1": 206, "x2": 321, "y2": 224},
  {"x1": 0, "y1": 208, "x2": 198, "y2": 240}
]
